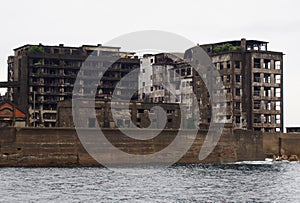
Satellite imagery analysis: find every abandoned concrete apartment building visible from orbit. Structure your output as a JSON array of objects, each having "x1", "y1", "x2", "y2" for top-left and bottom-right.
[
  {"x1": 4, "y1": 44, "x2": 139, "y2": 127},
  {"x1": 199, "y1": 39, "x2": 283, "y2": 132},
  {"x1": 138, "y1": 39, "x2": 283, "y2": 132},
  {"x1": 1, "y1": 38, "x2": 283, "y2": 132}
]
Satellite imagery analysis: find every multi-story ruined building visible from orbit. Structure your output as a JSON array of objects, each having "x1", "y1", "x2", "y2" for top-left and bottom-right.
[
  {"x1": 139, "y1": 53, "x2": 193, "y2": 103},
  {"x1": 187, "y1": 38, "x2": 283, "y2": 132},
  {"x1": 7, "y1": 44, "x2": 139, "y2": 127},
  {"x1": 1, "y1": 39, "x2": 284, "y2": 132},
  {"x1": 138, "y1": 53, "x2": 196, "y2": 127}
]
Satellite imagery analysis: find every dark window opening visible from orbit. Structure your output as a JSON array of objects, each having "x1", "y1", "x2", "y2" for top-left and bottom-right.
[
  {"x1": 187, "y1": 67, "x2": 192, "y2": 76},
  {"x1": 220, "y1": 63, "x2": 224, "y2": 70},
  {"x1": 254, "y1": 128, "x2": 261, "y2": 131},
  {"x1": 264, "y1": 87, "x2": 271, "y2": 97},
  {"x1": 265, "y1": 114, "x2": 272, "y2": 124},
  {"x1": 236, "y1": 75, "x2": 241, "y2": 83},
  {"x1": 236, "y1": 88, "x2": 241, "y2": 96},
  {"x1": 254, "y1": 58, "x2": 261, "y2": 68},
  {"x1": 265, "y1": 128, "x2": 272, "y2": 132},
  {"x1": 254, "y1": 86, "x2": 260, "y2": 96},
  {"x1": 235, "y1": 102, "x2": 241, "y2": 109},
  {"x1": 226, "y1": 61, "x2": 231, "y2": 69},
  {"x1": 226, "y1": 75, "x2": 231, "y2": 83},
  {"x1": 254, "y1": 73, "x2": 261, "y2": 82},
  {"x1": 254, "y1": 114, "x2": 261, "y2": 123},
  {"x1": 264, "y1": 74, "x2": 271, "y2": 83},
  {"x1": 234, "y1": 61, "x2": 240, "y2": 69},
  {"x1": 138, "y1": 109, "x2": 144, "y2": 113},
  {"x1": 263, "y1": 59, "x2": 271, "y2": 69}
]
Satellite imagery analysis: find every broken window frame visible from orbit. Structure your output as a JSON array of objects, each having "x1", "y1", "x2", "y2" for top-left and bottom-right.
[
  {"x1": 253, "y1": 114, "x2": 261, "y2": 123},
  {"x1": 254, "y1": 58, "x2": 261, "y2": 68},
  {"x1": 275, "y1": 74, "x2": 281, "y2": 84},
  {"x1": 274, "y1": 60, "x2": 281, "y2": 70},
  {"x1": 254, "y1": 86, "x2": 261, "y2": 96},
  {"x1": 263, "y1": 87, "x2": 271, "y2": 97},
  {"x1": 274, "y1": 88, "x2": 281, "y2": 97},
  {"x1": 226, "y1": 61, "x2": 231, "y2": 69},
  {"x1": 254, "y1": 101, "x2": 260, "y2": 109},
  {"x1": 235, "y1": 88, "x2": 241, "y2": 96},
  {"x1": 275, "y1": 101, "x2": 281, "y2": 111},
  {"x1": 263, "y1": 59, "x2": 271, "y2": 69},
  {"x1": 235, "y1": 75, "x2": 241, "y2": 83},
  {"x1": 275, "y1": 115, "x2": 281, "y2": 124},
  {"x1": 254, "y1": 73, "x2": 261, "y2": 82},
  {"x1": 264, "y1": 73, "x2": 271, "y2": 83},
  {"x1": 235, "y1": 102, "x2": 241, "y2": 109}
]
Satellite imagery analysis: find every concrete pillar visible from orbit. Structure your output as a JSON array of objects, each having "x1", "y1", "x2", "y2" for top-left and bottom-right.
[
  {"x1": 271, "y1": 87, "x2": 274, "y2": 98},
  {"x1": 271, "y1": 101, "x2": 275, "y2": 110},
  {"x1": 271, "y1": 73, "x2": 274, "y2": 84},
  {"x1": 271, "y1": 59, "x2": 274, "y2": 69},
  {"x1": 241, "y1": 38, "x2": 246, "y2": 51}
]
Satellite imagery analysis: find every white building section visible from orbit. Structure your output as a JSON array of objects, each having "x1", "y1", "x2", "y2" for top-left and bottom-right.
[{"x1": 139, "y1": 54, "x2": 155, "y2": 101}]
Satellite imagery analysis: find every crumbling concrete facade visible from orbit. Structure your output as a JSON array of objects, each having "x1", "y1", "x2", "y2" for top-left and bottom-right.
[
  {"x1": 191, "y1": 38, "x2": 284, "y2": 132},
  {"x1": 57, "y1": 99, "x2": 181, "y2": 129},
  {"x1": 7, "y1": 44, "x2": 139, "y2": 127},
  {"x1": 139, "y1": 53, "x2": 192, "y2": 103},
  {"x1": 1, "y1": 39, "x2": 284, "y2": 132},
  {"x1": 138, "y1": 53, "x2": 196, "y2": 127}
]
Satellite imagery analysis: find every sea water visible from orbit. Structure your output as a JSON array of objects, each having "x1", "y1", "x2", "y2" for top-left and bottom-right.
[{"x1": 0, "y1": 161, "x2": 299, "y2": 202}]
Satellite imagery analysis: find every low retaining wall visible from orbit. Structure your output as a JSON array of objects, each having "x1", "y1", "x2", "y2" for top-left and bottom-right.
[
  {"x1": 263, "y1": 132, "x2": 300, "y2": 157},
  {"x1": 280, "y1": 133, "x2": 300, "y2": 156},
  {"x1": 0, "y1": 127, "x2": 264, "y2": 167}
]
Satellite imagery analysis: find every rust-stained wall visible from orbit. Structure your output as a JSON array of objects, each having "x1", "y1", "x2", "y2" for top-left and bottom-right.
[{"x1": 0, "y1": 127, "x2": 265, "y2": 166}]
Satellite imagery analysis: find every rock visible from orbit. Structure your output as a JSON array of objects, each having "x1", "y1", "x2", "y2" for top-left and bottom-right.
[
  {"x1": 282, "y1": 155, "x2": 289, "y2": 160},
  {"x1": 288, "y1": 155, "x2": 299, "y2": 162}
]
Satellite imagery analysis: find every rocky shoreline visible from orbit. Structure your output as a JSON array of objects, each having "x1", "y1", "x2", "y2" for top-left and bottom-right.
[{"x1": 272, "y1": 154, "x2": 300, "y2": 162}]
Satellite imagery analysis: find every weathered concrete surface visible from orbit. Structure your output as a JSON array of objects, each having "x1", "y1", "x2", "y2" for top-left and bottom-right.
[
  {"x1": 263, "y1": 133, "x2": 280, "y2": 157},
  {"x1": 279, "y1": 133, "x2": 300, "y2": 157},
  {"x1": 0, "y1": 127, "x2": 265, "y2": 167},
  {"x1": 263, "y1": 132, "x2": 300, "y2": 157}
]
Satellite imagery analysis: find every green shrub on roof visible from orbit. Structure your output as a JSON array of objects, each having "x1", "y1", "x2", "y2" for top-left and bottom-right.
[
  {"x1": 29, "y1": 45, "x2": 44, "y2": 54},
  {"x1": 213, "y1": 43, "x2": 241, "y2": 53}
]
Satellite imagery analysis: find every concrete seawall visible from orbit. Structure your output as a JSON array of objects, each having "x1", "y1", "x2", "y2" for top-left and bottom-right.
[
  {"x1": 0, "y1": 127, "x2": 266, "y2": 167},
  {"x1": 263, "y1": 132, "x2": 300, "y2": 157}
]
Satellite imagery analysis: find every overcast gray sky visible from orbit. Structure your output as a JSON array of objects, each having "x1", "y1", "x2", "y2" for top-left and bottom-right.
[{"x1": 0, "y1": 0, "x2": 299, "y2": 127}]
